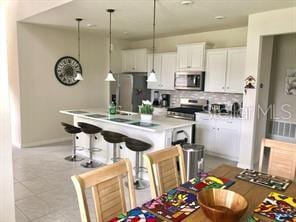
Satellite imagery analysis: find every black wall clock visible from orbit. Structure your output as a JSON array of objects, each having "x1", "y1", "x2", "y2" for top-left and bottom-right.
[{"x1": 54, "y1": 56, "x2": 82, "y2": 86}]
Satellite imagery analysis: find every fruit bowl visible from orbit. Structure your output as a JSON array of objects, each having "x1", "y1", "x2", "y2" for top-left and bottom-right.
[{"x1": 198, "y1": 188, "x2": 248, "y2": 222}]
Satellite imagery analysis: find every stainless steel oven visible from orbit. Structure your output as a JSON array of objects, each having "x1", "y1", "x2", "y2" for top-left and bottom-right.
[{"x1": 175, "y1": 71, "x2": 205, "y2": 90}]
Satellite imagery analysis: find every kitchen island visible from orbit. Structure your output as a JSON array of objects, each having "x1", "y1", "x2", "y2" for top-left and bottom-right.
[{"x1": 60, "y1": 108, "x2": 195, "y2": 176}]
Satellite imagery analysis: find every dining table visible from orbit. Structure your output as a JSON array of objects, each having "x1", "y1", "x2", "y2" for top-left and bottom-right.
[{"x1": 183, "y1": 164, "x2": 296, "y2": 222}]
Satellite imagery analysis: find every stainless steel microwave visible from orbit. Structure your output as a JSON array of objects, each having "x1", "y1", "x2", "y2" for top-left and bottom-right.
[{"x1": 175, "y1": 71, "x2": 205, "y2": 90}]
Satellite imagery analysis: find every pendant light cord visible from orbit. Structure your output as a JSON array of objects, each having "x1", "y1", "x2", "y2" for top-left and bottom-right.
[
  {"x1": 152, "y1": 0, "x2": 156, "y2": 72},
  {"x1": 109, "y1": 10, "x2": 112, "y2": 72},
  {"x1": 78, "y1": 20, "x2": 80, "y2": 62},
  {"x1": 76, "y1": 18, "x2": 82, "y2": 62}
]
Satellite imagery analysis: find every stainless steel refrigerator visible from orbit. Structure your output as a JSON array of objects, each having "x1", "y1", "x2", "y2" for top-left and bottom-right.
[{"x1": 111, "y1": 74, "x2": 151, "y2": 112}]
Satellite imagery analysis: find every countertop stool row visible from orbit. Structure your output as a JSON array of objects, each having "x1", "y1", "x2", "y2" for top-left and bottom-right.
[{"x1": 61, "y1": 122, "x2": 152, "y2": 190}]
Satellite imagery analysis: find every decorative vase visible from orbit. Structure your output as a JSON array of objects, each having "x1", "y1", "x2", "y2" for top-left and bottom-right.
[{"x1": 141, "y1": 114, "x2": 152, "y2": 123}]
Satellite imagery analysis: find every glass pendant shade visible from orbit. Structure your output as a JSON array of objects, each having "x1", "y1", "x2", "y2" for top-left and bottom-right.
[
  {"x1": 147, "y1": 70, "x2": 157, "y2": 82},
  {"x1": 105, "y1": 71, "x2": 116, "y2": 81},
  {"x1": 75, "y1": 72, "x2": 83, "y2": 81}
]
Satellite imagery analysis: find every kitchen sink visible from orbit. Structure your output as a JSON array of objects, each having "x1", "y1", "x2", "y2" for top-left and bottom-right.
[
  {"x1": 85, "y1": 114, "x2": 107, "y2": 118},
  {"x1": 128, "y1": 121, "x2": 159, "y2": 128},
  {"x1": 108, "y1": 118, "x2": 131, "y2": 123}
]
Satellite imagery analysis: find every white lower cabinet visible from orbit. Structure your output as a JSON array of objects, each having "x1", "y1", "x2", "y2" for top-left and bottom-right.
[
  {"x1": 195, "y1": 113, "x2": 241, "y2": 161},
  {"x1": 196, "y1": 123, "x2": 216, "y2": 153}
]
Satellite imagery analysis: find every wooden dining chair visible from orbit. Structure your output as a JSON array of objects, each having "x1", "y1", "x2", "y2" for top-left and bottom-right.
[
  {"x1": 259, "y1": 138, "x2": 296, "y2": 180},
  {"x1": 71, "y1": 159, "x2": 136, "y2": 222},
  {"x1": 144, "y1": 144, "x2": 186, "y2": 198}
]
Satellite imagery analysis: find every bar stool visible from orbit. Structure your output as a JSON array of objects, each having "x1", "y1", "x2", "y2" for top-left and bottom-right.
[
  {"x1": 101, "y1": 131, "x2": 127, "y2": 163},
  {"x1": 61, "y1": 122, "x2": 84, "y2": 162},
  {"x1": 77, "y1": 122, "x2": 103, "y2": 168},
  {"x1": 124, "y1": 137, "x2": 151, "y2": 190}
]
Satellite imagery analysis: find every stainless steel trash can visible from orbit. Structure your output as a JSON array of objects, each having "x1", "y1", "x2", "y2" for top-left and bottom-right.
[{"x1": 182, "y1": 144, "x2": 204, "y2": 180}]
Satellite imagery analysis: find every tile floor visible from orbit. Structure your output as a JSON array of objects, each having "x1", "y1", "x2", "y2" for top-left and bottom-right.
[{"x1": 13, "y1": 142, "x2": 236, "y2": 222}]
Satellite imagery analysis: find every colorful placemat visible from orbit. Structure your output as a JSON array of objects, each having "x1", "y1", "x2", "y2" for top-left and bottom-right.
[
  {"x1": 254, "y1": 192, "x2": 296, "y2": 222},
  {"x1": 180, "y1": 175, "x2": 235, "y2": 193},
  {"x1": 247, "y1": 215, "x2": 276, "y2": 222},
  {"x1": 236, "y1": 169, "x2": 292, "y2": 191},
  {"x1": 142, "y1": 187, "x2": 199, "y2": 222},
  {"x1": 108, "y1": 207, "x2": 163, "y2": 222}
]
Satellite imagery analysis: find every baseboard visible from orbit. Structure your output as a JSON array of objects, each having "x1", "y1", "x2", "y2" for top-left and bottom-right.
[
  {"x1": 237, "y1": 162, "x2": 252, "y2": 169},
  {"x1": 22, "y1": 137, "x2": 71, "y2": 148},
  {"x1": 205, "y1": 150, "x2": 238, "y2": 162}
]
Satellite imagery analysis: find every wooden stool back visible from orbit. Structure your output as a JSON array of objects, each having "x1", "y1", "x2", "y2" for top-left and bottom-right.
[
  {"x1": 71, "y1": 159, "x2": 136, "y2": 222},
  {"x1": 259, "y1": 138, "x2": 296, "y2": 180},
  {"x1": 144, "y1": 145, "x2": 186, "y2": 198}
]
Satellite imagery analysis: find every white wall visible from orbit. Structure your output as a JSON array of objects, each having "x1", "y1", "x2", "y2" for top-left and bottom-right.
[
  {"x1": 253, "y1": 36, "x2": 274, "y2": 165},
  {"x1": 130, "y1": 27, "x2": 247, "y2": 52},
  {"x1": 0, "y1": 4, "x2": 15, "y2": 221},
  {"x1": 269, "y1": 34, "x2": 296, "y2": 122},
  {"x1": 17, "y1": 23, "x2": 129, "y2": 147},
  {"x1": 238, "y1": 7, "x2": 296, "y2": 169}
]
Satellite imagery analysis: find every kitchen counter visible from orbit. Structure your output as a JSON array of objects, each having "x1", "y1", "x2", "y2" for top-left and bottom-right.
[
  {"x1": 196, "y1": 111, "x2": 242, "y2": 119},
  {"x1": 60, "y1": 108, "x2": 195, "y2": 132},
  {"x1": 60, "y1": 108, "x2": 195, "y2": 178}
]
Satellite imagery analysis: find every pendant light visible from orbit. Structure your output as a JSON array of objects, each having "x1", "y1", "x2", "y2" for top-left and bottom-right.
[
  {"x1": 75, "y1": 18, "x2": 84, "y2": 81},
  {"x1": 105, "y1": 9, "x2": 116, "y2": 82},
  {"x1": 147, "y1": 0, "x2": 157, "y2": 82}
]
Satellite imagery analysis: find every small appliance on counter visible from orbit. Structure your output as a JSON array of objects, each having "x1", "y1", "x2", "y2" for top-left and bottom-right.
[
  {"x1": 161, "y1": 94, "x2": 170, "y2": 107},
  {"x1": 231, "y1": 102, "x2": 241, "y2": 116},
  {"x1": 210, "y1": 104, "x2": 227, "y2": 114},
  {"x1": 152, "y1": 91, "x2": 160, "y2": 106}
]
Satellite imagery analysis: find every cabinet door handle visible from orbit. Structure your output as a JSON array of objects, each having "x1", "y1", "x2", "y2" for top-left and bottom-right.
[
  {"x1": 222, "y1": 86, "x2": 225, "y2": 89},
  {"x1": 187, "y1": 65, "x2": 191, "y2": 68},
  {"x1": 227, "y1": 86, "x2": 230, "y2": 89}
]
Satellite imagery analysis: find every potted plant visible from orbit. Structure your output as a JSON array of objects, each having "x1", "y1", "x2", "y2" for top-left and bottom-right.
[{"x1": 139, "y1": 100, "x2": 154, "y2": 123}]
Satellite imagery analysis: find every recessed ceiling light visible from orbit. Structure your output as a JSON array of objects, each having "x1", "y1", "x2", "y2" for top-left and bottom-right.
[
  {"x1": 86, "y1": 24, "x2": 96, "y2": 27},
  {"x1": 215, "y1": 16, "x2": 225, "y2": 20},
  {"x1": 180, "y1": 0, "x2": 194, "y2": 6}
]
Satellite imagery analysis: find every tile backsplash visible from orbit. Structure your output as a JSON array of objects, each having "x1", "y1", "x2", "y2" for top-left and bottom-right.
[{"x1": 154, "y1": 90, "x2": 243, "y2": 111}]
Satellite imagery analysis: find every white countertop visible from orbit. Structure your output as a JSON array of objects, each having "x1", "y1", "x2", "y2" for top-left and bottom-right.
[
  {"x1": 195, "y1": 111, "x2": 242, "y2": 120},
  {"x1": 60, "y1": 108, "x2": 195, "y2": 132}
]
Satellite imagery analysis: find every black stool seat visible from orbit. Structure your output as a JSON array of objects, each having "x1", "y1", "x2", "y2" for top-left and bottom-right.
[
  {"x1": 101, "y1": 131, "x2": 127, "y2": 144},
  {"x1": 124, "y1": 137, "x2": 151, "y2": 190},
  {"x1": 77, "y1": 122, "x2": 102, "y2": 134},
  {"x1": 61, "y1": 122, "x2": 81, "y2": 134},
  {"x1": 124, "y1": 137, "x2": 151, "y2": 152},
  {"x1": 60, "y1": 122, "x2": 83, "y2": 162}
]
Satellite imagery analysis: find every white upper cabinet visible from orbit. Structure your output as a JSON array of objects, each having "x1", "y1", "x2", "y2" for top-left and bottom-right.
[
  {"x1": 160, "y1": 53, "x2": 176, "y2": 90},
  {"x1": 176, "y1": 43, "x2": 208, "y2": 71},
  {"x1": 176, "y1": 46, "x2": 188, "y2": 70},
  {"x1": 225, "y1": 48, "x2": 246, "y2": 93},
  {"x1": 122, "y1": 49, "x2": 148, "y2": 72},
  {"x1": 205, "y1": 47, "x2": 246, "y2": 93},
  {"x1": 205, "y1": 49, "x2": 228, "y2": 92},
  {"x1": 147, "y1": 53, "x2": 176, "y2": 90}
]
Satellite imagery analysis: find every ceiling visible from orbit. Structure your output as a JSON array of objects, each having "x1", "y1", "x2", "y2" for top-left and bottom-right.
[{"x1": 22, "y1": 0, "x2": 296, "y2": 40}]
